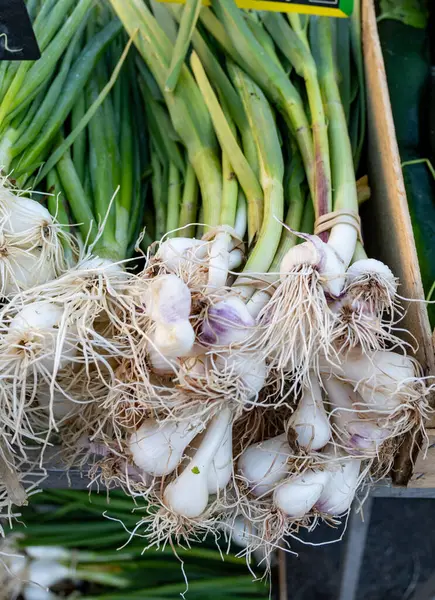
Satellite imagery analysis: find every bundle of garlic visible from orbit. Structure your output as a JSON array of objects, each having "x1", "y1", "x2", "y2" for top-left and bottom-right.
[{"x1": 0, "y1": 0, "x2": 431, "y2": 578}]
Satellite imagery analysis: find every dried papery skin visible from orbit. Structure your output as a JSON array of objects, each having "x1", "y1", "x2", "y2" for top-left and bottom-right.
[
  {"x1": 290, "y1": 374, "x2": 331, "y2": 450},
  {"x1": 273, "y1": 469, "x2": 331, "y2": 518},
  {"x1": 0, "y1": 458, "x2": 45, "y2": 539},
  {"x1": 237, "y1": 434, "x2": 291, "y2": 497},
  {"x1": 0, "y1": 442, "x2": 27, "y2": 506}
]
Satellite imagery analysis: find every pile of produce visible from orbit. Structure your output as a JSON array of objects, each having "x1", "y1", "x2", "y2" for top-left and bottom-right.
[{"x1": 0, "y1": 0, "x2": 432, "y2": 573}]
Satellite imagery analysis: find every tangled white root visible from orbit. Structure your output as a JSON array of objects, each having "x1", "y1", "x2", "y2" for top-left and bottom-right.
[
  {"x1": 329, "y1": 296, "x2": 413, "y2": 356},
  {"x1": 254, "y1": 266, "x2": 335, "y2": 391},
  {"x1": 345, "y1": 260, "x2": 400, "y2": 318}
]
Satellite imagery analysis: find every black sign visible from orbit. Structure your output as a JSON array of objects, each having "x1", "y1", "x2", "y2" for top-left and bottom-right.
[{"x1": 0, "y1": 0, "x2": 40, "y2": 61}]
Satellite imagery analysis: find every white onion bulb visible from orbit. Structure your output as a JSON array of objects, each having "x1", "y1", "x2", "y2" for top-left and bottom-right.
[
  {"x1": 6, "y1": 301, "x2": 76, "y2": 371},
  {"x1": 129, "y1": 417, "x2": 206, "y2": 477},
  {"x1": 1, "y1": 247, "x2": 56, "y2": 296},
  {"x1": 238, "y1": 434, "x2": 290, "y2": 496},
  {"x1": 143, "y1": 274, "x2": 192, "y2": 324},
  {"x1": 207, "y1": 420, "x2": 233, "y2": 494},
  {"x1": 199, "y1": 296, "x2": 255, "y2": 346},
  {"x1": 315, "y1": 458, "x2": 361, "y2": 516},
  {"x1": 290, "y1": 374, "x2": 331, "y2": 450},
  {"x1": 274, "y1": 470, "x2": 331, "y2": 518},
  {"x1": 163, "y1": 408, "x2": 231, "y2": 518}
]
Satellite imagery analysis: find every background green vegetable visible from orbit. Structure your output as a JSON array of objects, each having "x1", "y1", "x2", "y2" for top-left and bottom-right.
[
  {"x1": 4, "y1": 489, "x2": 269, "y2": 599},
  {"x1": 377, "y1": 0, "x2": 435, "y2": 327}
]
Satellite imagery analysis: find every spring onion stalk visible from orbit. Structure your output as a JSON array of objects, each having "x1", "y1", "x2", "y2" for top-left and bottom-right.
[
  {"x1": 208, "y1": 0, "x2": 316, "y2": 208},
  {"x1": 228, "y1": 64, "x2": 284, "y2": 297},
  {"x1": 109, "y1": 0, "x2": 222, "y2": 230},
  {"x1": 165, "y1": 0, "x2": 202, "y2": 92},
  {"x1": 249, "y1": 15, "x2": 361, "y2": 387},
  {"x1": 262, "y1": 12, "x2": 332, "y2": 224}
]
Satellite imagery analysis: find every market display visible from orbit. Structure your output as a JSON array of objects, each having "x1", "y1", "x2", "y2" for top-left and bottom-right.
[{"x1": 0, "y1": 0, "x2": 431, "y2": 573}]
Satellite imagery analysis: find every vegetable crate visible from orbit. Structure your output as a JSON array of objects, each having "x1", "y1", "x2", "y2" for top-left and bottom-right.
[{"x1": 361, "y1": 0, "x2": 435, "y2": 486}]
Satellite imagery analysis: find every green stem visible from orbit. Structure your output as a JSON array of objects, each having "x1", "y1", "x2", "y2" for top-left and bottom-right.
[
  {"x1": 270, "y1": 149, "x2": 306, "y2": 269},
  {"x1": 116, "y1": 74, "x2": 135, "y2": 254},
  {"x1": 197, "y1": 203, "x2": 205, "y2": 238},
  {"x1": 166, "y1": 163, "x2": 181, "y2": 236},
  {"x1": 165, "y1": 0, "x2": 202, "y2": 92},
  {"x1": 351, "y1": 240, "x2": 367, "y2": 262},
  {"x1": 21, "y1": 19, "x2": 124, "y2": 183},
  {"x1": 0, "y1": 0, "x2": 93, "y2": 125},
  {"x1": 221, "y1": 151, "x2": 238, "y2": 228},
  {"x1": 349, "y1": 0, "x2": 366, "y2": 170},
  {"x1": 230, "y1": 66, "x2": 283, "y2": 293},
  {"x1": 262, "y1": 12, "x2": 332, "y2": 221},
  {"x1": 55, "y1": 141, "x2": 98, "y2": 245},
  {"x1": 209, "y1": 0, "x2": 315, "y2": 212},
  {"x1": 312, "y1": 18, "x2": 358, "y2": 215},
  {"x1": 190, "y1": 51, "x2": 262, "y2": 241},
  {"x1": 151, "y1": 147, "x2": 166, "y2": 241},
  {"x1": 300, "y1": 193, "x2": 314, "y2": 235},
  {"x1": 178, "y1": 163, "x2": 199, "y2": 237},
  {"x1": 71, "y1": 93, "x2": 87, "y2": 182},
  {"x1": 287, "y1": 13, "x2": 309, "y2": 50}
]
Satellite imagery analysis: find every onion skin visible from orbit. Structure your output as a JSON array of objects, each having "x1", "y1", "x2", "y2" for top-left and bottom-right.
[
  {"x1": 290, "y1": 375, "x2": 331, "y2": 450},
  {"x1": 274, "y1": 470, "x2": 331, "y2": 518},
  {"x1": 314, "y1": 458, "x2": 361, "y2": 516},
  {"x1": 129, "y1": 418, "x2": 205, "y2": 477},
  {"x1": 238, "y1": 434, "x2": 290, "y2": 496}
]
